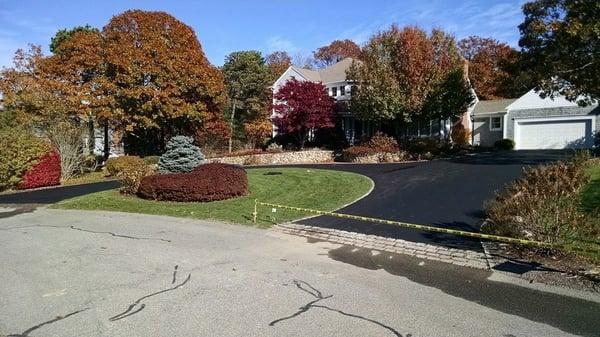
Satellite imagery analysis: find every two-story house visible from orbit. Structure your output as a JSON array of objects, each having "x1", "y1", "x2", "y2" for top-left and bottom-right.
[
  {"x1": 272, "y1": 57, "x2": 457, "y2": 144},
  {"x1": 272, "y1": 58, "x2": 373, "y2": 144}
]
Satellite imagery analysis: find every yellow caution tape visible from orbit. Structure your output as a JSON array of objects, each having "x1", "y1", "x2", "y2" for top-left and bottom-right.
[{"x1": 253, "y1": 200, "x2": 599, "y2": 255}]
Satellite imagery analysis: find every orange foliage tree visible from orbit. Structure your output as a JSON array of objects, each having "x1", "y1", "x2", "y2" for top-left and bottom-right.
[
  {"x1": 314, "y1": 39, "x2": 361, "y2": 68},
  {"x1": 266, "y1": 51, "x2": 292, "y2": 82},
  {"x1": 102, "y1": 10, "x2": 227, "y2": 150},
  {"x1": 458, "y1": 36, "x2": 519, "y2": 100},
  {"x1": 348, "y1": 26, "x2": 473, "y2": 123}
]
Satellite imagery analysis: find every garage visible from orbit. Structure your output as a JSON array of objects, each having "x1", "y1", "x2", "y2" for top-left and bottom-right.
[{"x1": 515, "y1": 117, "x2": 595, "y2": 150}]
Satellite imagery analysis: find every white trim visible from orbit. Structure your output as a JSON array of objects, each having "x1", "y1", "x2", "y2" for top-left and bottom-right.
[
  {"x1": 502, "y1": 113, "x2": 508, "y2": 139},
  {"x1": 514, "y1": 115, "x2": 595, "y2": 124},
  {"x1": 489, "y1": 116, "x2": 502, "y2": 131},
  {"x1": 513, "y1": 115, "x2": 596, "y2": 150}
]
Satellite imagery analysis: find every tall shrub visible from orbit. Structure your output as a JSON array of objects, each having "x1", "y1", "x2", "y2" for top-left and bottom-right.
[
  {"x1": 0, "y1": 128, "x2": 49, "y2": 191},
  {"x1": 44, "y1": 120, "x2": 85, "y2": 181},
  {"x1": 158, "y1": 136, "x2": 205, "y2": 173}
]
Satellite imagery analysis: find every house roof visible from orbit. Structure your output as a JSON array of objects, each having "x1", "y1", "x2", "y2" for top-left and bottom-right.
[
  {"x1": 292, "y1": 57, "x2": 357, "y2": 84},
  {"x1": 293, "y1": 67, "x2": 321, "y2": 82},
  {"x1": 472, "y1": 98, "x2": 517, "y2": 115}
]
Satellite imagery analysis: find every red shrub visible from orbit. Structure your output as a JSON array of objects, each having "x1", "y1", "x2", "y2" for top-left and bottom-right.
[
  {"x1": 18, "y1": 150, "x2": 61, "y2": 190},
  {"x1": 137, "y1": 163, "x2": 248, "y2": 202}
]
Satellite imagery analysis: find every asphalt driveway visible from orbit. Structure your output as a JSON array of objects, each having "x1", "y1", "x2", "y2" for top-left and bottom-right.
[
  {"x1": 295, "y1": 150, "x2": 572, "y2": 251},
  {"x1": 0, "y1": 181, "x2": 119, "y2": 205}
]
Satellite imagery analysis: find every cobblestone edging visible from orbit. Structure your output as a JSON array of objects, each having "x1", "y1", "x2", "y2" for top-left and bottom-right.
[{"x1": 273, "y1": 223, "x2": 490, "y2": 270}]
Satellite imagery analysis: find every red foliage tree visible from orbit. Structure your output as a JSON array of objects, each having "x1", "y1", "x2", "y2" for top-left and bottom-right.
[
  {"x1": 18, "y1": 150, "x2": 61, "y2": 190},
  {"x1": 273, "y1": 78, "x2": 335, "y2": 148}
]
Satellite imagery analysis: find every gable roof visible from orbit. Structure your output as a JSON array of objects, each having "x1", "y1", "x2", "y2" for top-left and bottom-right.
[
  {"x1": 293, "y1": 67, "x2": 321, "y2": 82},
  {"x1": 505, "y1": 89, "x2": 593, "y2": 110},
  {"x1": 285, "y1": 57, "x2": 357, "y2": 84},
  {"x1": 472, "y1": 98, "x2": 517, "y2": 115},
  {"x1": 318, "y1": 57, "x2": 356, "y2": 83}
]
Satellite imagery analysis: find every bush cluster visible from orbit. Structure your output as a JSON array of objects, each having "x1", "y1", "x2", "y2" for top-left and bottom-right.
[
  {"x1": 105, "y1": 156, "x2": 145, "y2": 177},
  {"x1": 399, "y1": 137, "x2": 451, "y2": 156},
  {"x1": 0, "y1": 128, "x2": 50, "y2": 191},
  {"x1": 494, "y1": 138, "x2": 515, "y2": 150},
  {"x1": 137, "y1": 163, "x2": 248, "y2": 202},
  {"x1": 158, "y1": 136, "x2": 205, "y2": 173},
  {"x1": 484, "y1": 154, "x2": 598, "y2": 249},
  {"x1": 142, "y1": 156, "x2": 160, "y2": 166},
  {"x1": 18, "y1": 150, "x2": 61, "y2": 190},
  {"x1": 342, "y1": 132, "x2": 407, "y2": 162},
  {"x1": 105, "y1": 156, "x2": 152, "y2": 194}
]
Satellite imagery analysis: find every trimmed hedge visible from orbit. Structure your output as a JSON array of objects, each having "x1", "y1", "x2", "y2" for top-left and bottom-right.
[
  {"x1": 18, "y1": 150, "x2": 61, "y2": 190},
  {"x1": 137, "y1": 163, "x2": 248, "y2": 202}
]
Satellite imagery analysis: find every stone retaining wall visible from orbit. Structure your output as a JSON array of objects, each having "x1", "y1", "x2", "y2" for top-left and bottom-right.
[{"x1": 208, "y1": 150, "x2": 334, "y2": 166}]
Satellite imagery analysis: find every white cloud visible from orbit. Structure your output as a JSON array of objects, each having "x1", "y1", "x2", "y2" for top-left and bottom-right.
[{"x1": 266, "y1": 36, "x2": 298, "y2": 53}]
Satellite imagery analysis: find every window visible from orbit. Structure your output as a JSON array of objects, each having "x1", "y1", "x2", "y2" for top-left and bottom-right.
[
  {"x1": 340, "y1": 86, "x2": 346, "y2": 96},
  {"x1": 331, "y1": 87, "x2": 337, "y2": 97},
  {"x1": 490, "y1": 117, "x2": 502, "y2": 131}
]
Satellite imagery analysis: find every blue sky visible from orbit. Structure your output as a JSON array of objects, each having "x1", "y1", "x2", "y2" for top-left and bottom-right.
[{"x1": 0, "y1": 0, "x2": 526, "y2": 69}]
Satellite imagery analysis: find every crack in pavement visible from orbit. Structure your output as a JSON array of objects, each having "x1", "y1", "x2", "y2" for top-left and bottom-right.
[
  {"x1": 0, "y1": 224, "x2": 171, "y2": 242},
  {"x1": 269, "y1": 280, "x2": 407, "y2": 337},
  {"x1": 6, "y1": 308, "x2": 89, "y2": 337},
  {"x1": 109, "y1": 265, "x2": 191, "y2": 322}
]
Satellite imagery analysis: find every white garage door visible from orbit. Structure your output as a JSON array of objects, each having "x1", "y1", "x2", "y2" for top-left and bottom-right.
[{"x1": 515, "y1": 118, "x2": 594, "y2": 150}]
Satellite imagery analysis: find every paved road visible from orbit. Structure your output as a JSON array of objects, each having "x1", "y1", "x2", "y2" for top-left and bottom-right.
[
  {"x1": 0, "y1": 209, "x2": 598, "y2": 337},
  {"x1": 291, "y1": 151, "x2": 572, "y2": 251}
]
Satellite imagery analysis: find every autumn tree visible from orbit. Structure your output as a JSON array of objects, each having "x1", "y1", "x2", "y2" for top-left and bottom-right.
[
  {"x1": 273, "y1": 78, "x2": 334, "y2": 148},
  {"x1": 0, "y1": 46, "x2": 65, "y2": 124},
  {"x1": 314, "y1": 39, "x2": 361, "y2": 68},
  {"x1": 348, "y1": 26, "x2": 473, "y2": 125},
  {"x1": 103, "y1": 10, "x2": 226, "y2": 153},
  {"x1": 0, "y1": 45, "x2": 95, "y2": 177},
  {"x1": 45, "y1": 29, "x2": 109, "y2": 155},
  {"x1": 458, "y1": 36, "x2": 525, "y2": 99},
  {"x1": 222, "y1": 50, "x2": 271, "y2": 150},
  {"x1": 519, "y1": 0, "x2": 600, "y2": 104},
  {"x1": 266, "y1": 51, "x2": 292, "y2": 82},
  {"x1": 49, "y1": 25, "x2": 99, "y2": 54}
]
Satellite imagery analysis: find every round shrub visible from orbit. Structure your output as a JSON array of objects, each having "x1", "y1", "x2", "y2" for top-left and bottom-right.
[
  {"x1": 137, "y1": 163, "x2": 248, "y2": 202},
  {"x1": 105, "y1": 155, "x2": 145, "y2": 177},
  {"x1": 494, "y1": 138, "x2": 515, "y2": 150},
  {"x1": 158, "y1": 136, "x2": 205, "y2": 173},
  {"x1": 0, "y1": 127, "x2": 50, "y2": 191},
  {"x1": 18, "y1": 150, "x2": 61, "y2": 190},
  {"x1": 142, "y1": 156, "x2": 160, "y2": 166}
]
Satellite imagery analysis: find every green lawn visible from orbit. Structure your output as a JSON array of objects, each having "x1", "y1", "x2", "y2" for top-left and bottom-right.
[
  {"x1": 53, "y1": 168, "x2": 373, "y2": 228},
  {"x1": 582, "y1": 160, "x2": 600, "y2": 213}
]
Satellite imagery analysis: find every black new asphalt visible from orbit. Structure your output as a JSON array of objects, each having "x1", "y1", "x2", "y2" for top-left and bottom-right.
[
  {"x1": 0, "y1": 151, "x2": 570, "y2": 252},
  {"x1": 291, "y1": 150, "x2": 572, "y2": 251},
  {"x1": 0, "y1": 180, "x2": 119, "y2": 205}
]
